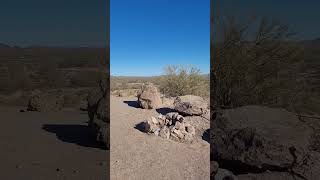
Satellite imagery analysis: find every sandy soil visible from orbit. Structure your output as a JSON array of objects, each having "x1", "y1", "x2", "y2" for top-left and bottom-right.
[
  {"x1": 110, "y1": 96, "x2": 210, "y2": 180},
  {"x1": 0, "y1": 106, "x2": 107, "y2": 180}
]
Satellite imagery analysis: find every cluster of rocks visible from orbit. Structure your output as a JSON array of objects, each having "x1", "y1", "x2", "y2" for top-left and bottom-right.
[
  {"x1": 136, "y1": 83, "x2": 209, "y2": 144},
  {"x1": 27, "y1": 89, "x2": 64, "y2": 112},
  {"x1": 87, "y1": 78, "x2": 109, "y2": 149},
  {"x1": 143, "y1": 112, "x2": 196, "y2": 143},
  {"x1": 211, "y1": 106, "x2": 320, "y2": 180}
]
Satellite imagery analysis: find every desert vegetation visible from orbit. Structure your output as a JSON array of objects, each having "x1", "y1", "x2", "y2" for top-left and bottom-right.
[
  {"x1": 211, "y1": 16, "x2": 320, "y2": 179},
  {"x1": 0, "y1": 46, "x2": 107, "y2": 107},
  {"x1": 111, "y1": 65, "x2": 209, "y2": 100},
  {"x1": 159, "y1": 65, "x2": 209, "y2": 98},
  {"x1": 212, "y1": 16, "x2": 319, "y2": 114}
]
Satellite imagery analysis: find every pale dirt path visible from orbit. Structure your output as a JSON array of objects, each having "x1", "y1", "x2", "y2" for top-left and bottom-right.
[{"x1": 110, "y1": 96, "x2": 210, "y2": 180}]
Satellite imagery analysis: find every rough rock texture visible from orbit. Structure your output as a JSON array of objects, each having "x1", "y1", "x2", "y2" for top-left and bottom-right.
[
  {"x1": 212, "y1": 105, "x2": 320, "y2": 180},
  {"x1": 87, "y1": 78, "x2": 109, "y2": 149},
  {"x1": 142, "y1": 112, "x2": 196, "y2": 143},
  {"x1": 27, "y1": 90, "x2": 64, "y2": 112},
  {"x1": 174, "y1": 95, "x2": 208, "y2": 116},
  {"x1": 214, "y1": 168, "x2": 237, "y2": 180},
  {"x1": 137, "y1": 83, "x2": 162, "y2": 109}
]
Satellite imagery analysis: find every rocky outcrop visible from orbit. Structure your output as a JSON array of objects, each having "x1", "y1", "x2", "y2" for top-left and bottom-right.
[
  {"x1": 87, "y1": 78, "x2": 109, "y2": 149},
  {"x1": 137, "y1": 83, "x2": 162, "y2": 109},
  {"x1": 211, "y1": 105, "x2": 320, "y2": 180},
  {"x1": 143, "y1": 112, "x2": 196, "y2": 143},
  {"x1": 27, "y1": 90, "x2": 64, "y2": 112},
  {"x1": 174, "y1": 95, "x2": 208, "y2": 116}
]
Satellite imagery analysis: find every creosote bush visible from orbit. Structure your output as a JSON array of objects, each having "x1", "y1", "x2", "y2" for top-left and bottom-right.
[
  {"x1": 213, "y1": 16, "x2": 310, "y2": 113},
  {"x1": 159, "y1": 65, "x2": 209, "y2": 98}
]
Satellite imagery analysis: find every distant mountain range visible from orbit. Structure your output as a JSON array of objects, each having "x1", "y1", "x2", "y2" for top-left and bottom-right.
[{"x1": 0, "y1": 43, "x2": 107, "y2": 49}]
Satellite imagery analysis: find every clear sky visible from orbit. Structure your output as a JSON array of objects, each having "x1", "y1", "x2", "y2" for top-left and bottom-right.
[
  {"x1": 0, "y1": 0, "x2": 107, "y2": 47},
  {"x1": 213, "y1": 0, "x2": 320, "y2": 42},
  {"x1": 110, "y1": 0, "x2": 210, "y2": 76}
]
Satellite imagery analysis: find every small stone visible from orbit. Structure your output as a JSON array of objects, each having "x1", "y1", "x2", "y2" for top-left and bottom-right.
[
  {"x1": 144, "y1": 120, "x2": 159, "y2": 133},
  {"x1": 19, "y1": 109, "x2": 25, "y2": 112},
  {"x1": 158, "y1": 119, "x2": 165, "y2": 126},
  {"x1": 172, "y1": 129, "x2": 184, "y2": 139},
  {"x1": 154, "y1": 128, "x2": 160, "y2": 136},
  {"x1": 159, "y1": 126, "x2": 170, "y2": 139},
  {"x1": 158, "y1": 114, "x2": 166, "y2": 120},
  {"x1": 151, "y1": 116, "x2": 158, "y2": 124},
  {"x1": 176, "y1": 115, "x2": 184, "y2": 122},
  {"x1": 166, "y1": 112, "x2": 179, "y2": 120},
  {"x1": 170, "y1": 132, "x2": 180, "y2": 141},
  {"x1": 174, "y1": 121, "x2": 185, "y2": 131}
]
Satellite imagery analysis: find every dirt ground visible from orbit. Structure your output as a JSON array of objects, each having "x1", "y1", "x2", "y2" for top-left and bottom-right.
[
  {"x1": 0, "y1": 106, "x2": 108, "y2": 180},
  {"x1": 110, "y1": 96, "x2": 210, "y2": 180}
]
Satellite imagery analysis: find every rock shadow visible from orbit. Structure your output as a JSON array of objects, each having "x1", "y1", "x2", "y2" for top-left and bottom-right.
[
  {"x1": 156, "y1": 107, "x2": 177, "y2": 115},
  {"x1": 123, "y1": 101, "x2": 141, "y2": 108},
  {"x1": 202, "y1": 128, "x2": 210, "y2": 143},
  {"x1": 134, "y1": 122, "x2": 145, "y2": 133},
  {"x1": 42, "y1": 124, "x2": 106, "y2": 150}
]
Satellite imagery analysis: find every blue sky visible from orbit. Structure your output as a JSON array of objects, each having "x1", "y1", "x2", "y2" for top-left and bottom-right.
[{"x1": 110, "y1": 0, "x2": 210, "y2": 76}]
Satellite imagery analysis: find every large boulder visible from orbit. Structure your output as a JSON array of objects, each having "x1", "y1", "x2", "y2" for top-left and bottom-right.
[
  {"x1": 27, "y1": 90, "x2": 64, "y2": 112},
  {"x1": 137, "y1": 83, "x2": 161, "y2": 109},
  {"x1": 90, "y1": 96, "x2": 109, "y2": 149},
  {"x1": 87, "y1": 78, "x2": 109, "y2": 149},
  {"x1": 212, "y1": 105, "x2": 320, "y2": 179},
  {"x1": 174, "y1": 95, "x2": 208, "y2": 116}
]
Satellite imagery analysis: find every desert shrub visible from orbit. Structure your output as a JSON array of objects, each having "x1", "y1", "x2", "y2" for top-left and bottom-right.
[
  {"x1": 212, "y1": 16, "x2": 310, "y2": 112},
  {"x1": 159, "y1": 65, "x2": 209, "y2": 98}
]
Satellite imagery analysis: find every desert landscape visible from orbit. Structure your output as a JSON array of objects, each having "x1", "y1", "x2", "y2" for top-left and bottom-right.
[
  {"x1": 110, "y1": 67, "x2": 211, "y2": 179},
  {"x1": 210, "y1": 14, "x2": 320, "y2": 179},
  {"x1": 0, "y1": 45, "x2": 109, "y2": 179}
]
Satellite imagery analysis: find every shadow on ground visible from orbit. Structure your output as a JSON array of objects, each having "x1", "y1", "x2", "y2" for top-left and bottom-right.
[
  {"x1": 42, "y1": 124, "x2": 106, "y2": 150},
  {"x1": 123, "y1": 101, "x2": 141, "y2": 108},
  {"x1": 156, "y1": 107, "x2": 176, "y2": 115},
  {"x1": 202, "y1": 129, "x2": 210, "y2": 143},
  {"x1": 134, "y1": 122, "x2": 145, "y2": 133}
]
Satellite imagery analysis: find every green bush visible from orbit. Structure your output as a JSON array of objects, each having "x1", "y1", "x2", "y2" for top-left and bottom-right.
[{"x1": 159, "y1": 65, "x2": 209, "y2": 98}]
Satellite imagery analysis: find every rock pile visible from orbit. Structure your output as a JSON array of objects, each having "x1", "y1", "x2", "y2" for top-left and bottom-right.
[
  {"x1": 143, "y1": 112, "x2": 196, "y2": 143},
  {"x1": 87, "y1": 78, "x2": 109, "y2": 149},
  {"x1": 27, "y1": 90, "x2": 64, "y2": 112},
  {"x1": 137, "y1": 83, "x2": 162, "y2": 109}
]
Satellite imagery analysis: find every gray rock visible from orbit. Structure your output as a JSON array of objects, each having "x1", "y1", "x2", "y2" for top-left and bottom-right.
[
  {"x1": 214, "y1": 168, "x2": 237, "y2": 180},
  {"x1": 174, "y1": 95, "x2": 207, "y2": 116},
  {"x1": 159, "y1": 126, "x2": 170, "y2": 139},
  {"x1": 212, "y1": 106, "x2": 320, "y2": 180}
]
